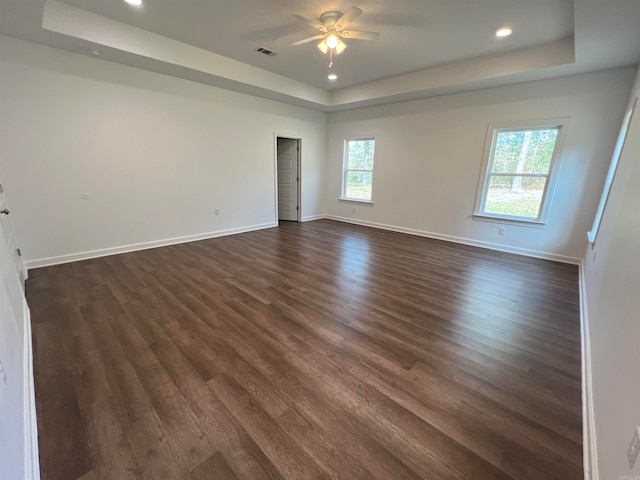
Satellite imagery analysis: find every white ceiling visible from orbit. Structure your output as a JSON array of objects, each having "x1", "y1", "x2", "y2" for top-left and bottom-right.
[
  {"x1": 53, "y1": 0, "x2": 575, "y2": 89},
  {"x1": 1, "y1": 0, "x2": 639, "y2": 111}
]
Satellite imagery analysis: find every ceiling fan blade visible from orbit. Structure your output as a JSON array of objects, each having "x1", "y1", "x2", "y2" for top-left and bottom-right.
[
  {"x1": 292, "y1": 14, "x2": 327, "y2": 32},
  {"x1": 336, "y1": 6, "x2": 363, "y2": 29},
  {"x1": 341, "y1": 30, "x2": 380, "y2": 41},
  {"x1": 291, "y1": 34, "x2": 326, "y2": 46}
]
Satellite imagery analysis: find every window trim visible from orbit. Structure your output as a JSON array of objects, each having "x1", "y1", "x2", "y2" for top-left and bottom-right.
[
  {"x1": 341, "y1": 136, "x2": 377, "y2": 202},
  {"x1": 587, "y1": 97, "x2": 637, "y2": 245},
  {"x1": 473, "y1": 118, "x2": 569, "y2": 225}
]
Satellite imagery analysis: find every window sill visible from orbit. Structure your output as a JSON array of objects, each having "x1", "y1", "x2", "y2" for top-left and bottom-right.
[
  {"x1": 339, "y1": 198, "x2": 374, "y2": 205},
  {"x1": 472, "y1": 214, "x2": 547, "y2": 229}
]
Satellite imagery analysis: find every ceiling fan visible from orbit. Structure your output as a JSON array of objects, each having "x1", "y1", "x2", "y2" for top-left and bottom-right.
[{"x1": 291, "y1": 6, "x2": 380, "y2": 56}]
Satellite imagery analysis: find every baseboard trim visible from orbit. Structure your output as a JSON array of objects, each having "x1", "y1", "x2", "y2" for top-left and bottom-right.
[
  {"x1": 26, "y1": 216, "x2": 581, "y2": 269},
  {"x1": 301, "y1": 214, "x2": 325, "y2": 222},
  {"x1": 23, "y1": 302, "x2": 40, "y2": 480},
  {"x1": 324, "y1": 215, "x2": 581, "y2": 265},
  {"x1": 579, "y1": 261, "x2": 598, "y2": 480},
  {"x1": 25, "y1": 222, "x2": 278, "y2": 270}
]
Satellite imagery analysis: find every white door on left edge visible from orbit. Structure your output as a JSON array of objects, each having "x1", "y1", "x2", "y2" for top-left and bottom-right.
[
  {"x1": 0, "y1": 181, "x2": 26, "y2": 285},
  {"x1": 0, "y1": 188, "x2": 29, "y2": 480},
  {"x1": 277, "y1": 138, "x2": 298, "y2": 221}
]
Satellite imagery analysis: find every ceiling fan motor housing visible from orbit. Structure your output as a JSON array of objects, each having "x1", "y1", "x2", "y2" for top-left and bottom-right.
[{"x1": 320, "y1": 11, "x2": 344, "y2": 30}]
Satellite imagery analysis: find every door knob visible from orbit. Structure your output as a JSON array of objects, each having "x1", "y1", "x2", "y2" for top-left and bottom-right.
[{"x1": 0, "y1": 209, "x2": 9, "y2": 215}]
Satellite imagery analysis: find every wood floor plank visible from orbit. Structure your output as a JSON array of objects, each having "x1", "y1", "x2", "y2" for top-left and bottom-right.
[
  {"x1": 208, "y1": 373, "x2": 325, "y2": 479},
  {"x1": 276, "y1": 406, "x2": 380, "y2": 480},
  {"x1": 114, "y1": 300, "x2": 216, "y2": 472},
  {"x1": 27, "y1": 219, "x2": 583, "y2": 479},
  {"x1": 189, "y1": 451, "x2": 240, "y2": 480},
  {"x1": 78, "y1": 303, "x2": 187, "y2": 480},
  {"x1": 353, "y1": 360, "x2": 581, "y2": 475},
  {"x1": 33, "y1": 321, "x2": 93, "y2": 480},
  {"x1": 279, "y1": 341, "x2": 511, "y2": 480},
  {"x1": 70, "y1": 316, "x2": 143, "y2": 480}
]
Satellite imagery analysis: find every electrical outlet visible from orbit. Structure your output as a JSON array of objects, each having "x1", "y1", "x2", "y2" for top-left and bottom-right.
[
  {"x1": 628, "y1": 427, "x2": 640, "y2": 469},
  {"x1": 0, "y1": 360, "x2": 6, "y2": 387},
  {"x1": 498, "y1": 227, "x2": 506, "y2": 236},
  {"x1": 215, "y1": 208, "x2": 220, "y2": 215}
]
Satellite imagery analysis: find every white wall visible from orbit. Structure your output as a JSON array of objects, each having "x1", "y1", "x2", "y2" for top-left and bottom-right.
[
  {"x1": 583, "y1": 64, "x2": 640, "y2": 479},
  {"x1": 0, "y1": 36, "x2": 327, "y2": 267},
  {"x1": 326, "y1": 68, "x2": 635, "y2": 262}
]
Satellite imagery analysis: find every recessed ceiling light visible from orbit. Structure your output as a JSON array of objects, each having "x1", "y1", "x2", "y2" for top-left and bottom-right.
[
  {"x1": 496, "y1": 27, "x2": 512, "y2": 38},
  {"x1": 328, "y1": 73, "x2": 338, "y2": 81},
  {"x1": 124, "y1": 0, "x2": 142, "y2": 6}
]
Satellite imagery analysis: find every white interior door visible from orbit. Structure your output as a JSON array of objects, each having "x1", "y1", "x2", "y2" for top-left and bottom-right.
[
  {"x1": 0, "y1": 182, "x2": 26, "y2": 285},
  {"x1": 277, "y1": 138, "x2": 299, "y2": 221},
  {"x1": 0, "y1": 191, "x2": 32, "y2": 480}
]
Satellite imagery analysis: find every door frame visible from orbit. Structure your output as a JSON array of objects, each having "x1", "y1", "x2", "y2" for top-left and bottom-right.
[{"x1": 273, "y1": 133, "x2": 302, "y2": 223}]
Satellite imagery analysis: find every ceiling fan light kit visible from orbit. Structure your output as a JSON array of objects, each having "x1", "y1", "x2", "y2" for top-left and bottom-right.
[
  {"x1": 325, "y1": 33, "x2": 339, "y2": 49},
  {"x1": 317, "y1": 36, "x2": 346, "y2": 55},
  {"x1": 292, "y1": 6, "x2": 380, "y2": 69}
]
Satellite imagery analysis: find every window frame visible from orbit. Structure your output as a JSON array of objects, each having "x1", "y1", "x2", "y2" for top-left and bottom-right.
[
  {"x1": 587, "y1": 97, "x2": 637, "y2": 244},
  {"x1": 473, "y1": 119, "x2": 569, "y2": 225},
  {"x1": 340, "y1": 136, "x2": 377, "y2": 204}
]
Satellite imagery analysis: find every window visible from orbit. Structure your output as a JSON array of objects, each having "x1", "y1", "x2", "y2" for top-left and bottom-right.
[
  {"x1": 475, "y1": 121, "x2": 566, "y2": 223},
  {"x1": 342, "y1": 138, "x2": 375, "y2": 202},
  {"x1": 588, "y1": 98, "x2": 637, "y2": 244}
]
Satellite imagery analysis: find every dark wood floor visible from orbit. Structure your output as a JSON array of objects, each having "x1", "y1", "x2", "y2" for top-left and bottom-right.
[{"x1": 27, "y1": 219, "x2": 583, "y2": 480}]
